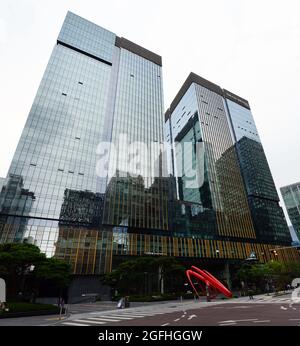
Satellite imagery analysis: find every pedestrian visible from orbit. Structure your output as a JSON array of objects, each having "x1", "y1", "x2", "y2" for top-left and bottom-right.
[
  {"x1": 265, "y1": 282, "x2": 270, "y2": 295},
  {"x1": 248, "y1": 286, "x2": 254, "y2": 300},
  {"x1": 241, "y1": 281, "x2": 245, "y2": 297},
  {"x1": 117, "y1": 297, "x2": 125, "y2": 309},
  {"x1": 206, "y1": 283, "x2": 211, "y2": 302}
]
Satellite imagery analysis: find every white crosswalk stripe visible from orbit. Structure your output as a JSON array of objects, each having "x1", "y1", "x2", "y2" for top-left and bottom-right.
[
  {"x1": 60, "y1": 307, "x2": 176, "y2": 326},
  {"x1": 97, "y1": 315, "x2": 133, "y2": 320},
  {"x1": 74, "y1": 319, "x2": 106, "y2": 325},
  {"x1": 62, "y1": 322, "x2": 90, "y2": 326},
  {"x1": 85, "y1": 317, "x2": 121, "y2": 322}
]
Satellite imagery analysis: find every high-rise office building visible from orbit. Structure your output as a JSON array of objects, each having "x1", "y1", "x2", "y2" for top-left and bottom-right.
[
  {"x1": 1, "y1": 13, "x2": 299, "y2": 297},
  {"x1": 165, "y1": 73, "x2": 295, "y2": 265},
  {"x1": 0, "y1": 12, "x2": 168, "y2": 288},
  {"x1": 281, "y1": 182, "x2": 300, "y2": 241}
]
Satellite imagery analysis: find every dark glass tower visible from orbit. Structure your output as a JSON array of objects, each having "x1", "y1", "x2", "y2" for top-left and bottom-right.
[{"x1": 165, "y1": 73, "x2": 293, "y2": 253}]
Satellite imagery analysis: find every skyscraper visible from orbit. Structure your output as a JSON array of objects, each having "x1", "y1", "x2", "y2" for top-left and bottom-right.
[
  {"x1": 0, "y1": 12, "x2": 168, "y2": 290},
  {"x1": 1, "y1": 13, "x2": 299, "y2": 298},
  {"x1": 281, "y1": 182, "x2": 300, "y2": 241},
  {"x1": 165, "y1": 73, "x2": 295, "y2": 267}
]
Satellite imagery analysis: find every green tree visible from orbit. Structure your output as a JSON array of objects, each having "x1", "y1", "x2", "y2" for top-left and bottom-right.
[
  {"x1": 102, "y1": 256, "x2": 185, "y2": 296},
  {"x1": 0, "y1": 243, "x2": 72, "y2": 301},
  {"x1": 34, "y1": 257, "x2": 72, "y2": 299},
  {"x1": 0, "y1": 243, "x2": 46, "y2": 298}
]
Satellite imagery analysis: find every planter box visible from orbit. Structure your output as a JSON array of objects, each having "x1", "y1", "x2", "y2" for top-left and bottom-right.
[{"x1": 0, "y1": 308, "x2": 65, "y2": 319}]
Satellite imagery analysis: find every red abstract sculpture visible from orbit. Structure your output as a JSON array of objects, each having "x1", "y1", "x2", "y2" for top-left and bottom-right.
[{"x1": 186, "y1": 265, "x2": 232, "y2": 298}]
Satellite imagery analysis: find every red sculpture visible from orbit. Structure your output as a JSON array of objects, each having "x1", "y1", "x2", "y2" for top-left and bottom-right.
[{"x1": 186, "y1": 265, "x2": 232, "y2": 299}]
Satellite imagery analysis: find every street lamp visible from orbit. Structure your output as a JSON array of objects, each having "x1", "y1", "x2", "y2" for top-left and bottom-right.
[{"x1": 144, "y1": 272, "x2": 148, "y2": 295}]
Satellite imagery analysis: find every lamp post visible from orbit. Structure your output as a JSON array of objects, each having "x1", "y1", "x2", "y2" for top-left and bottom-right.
[{"x1": 144, "y1": 272, "x2": 148, "y2": 295}]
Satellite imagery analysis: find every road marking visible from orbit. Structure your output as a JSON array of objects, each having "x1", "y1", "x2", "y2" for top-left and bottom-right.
[
  {"x1": 280, "y1": 306, "x2": 288, "y2": 310},
  {"x1": 289, "y1": 318, "x2": 300, "y2": 321},
  {"x1": 46, "y1": 317, "x2": 63, "y2": 321},
  {"x1": 84, "y1": 317, "x2": 120, "y2": 322},
  {"x1": 97, "y1": 315, "x2": 133, "y2": 320},
  {"x1": 219, "y1": 320, "x2": 235, "y2": 323},
  {"x1": 227, "y1": 306, "x2": 251, "y2": 309},
  {"x1": 62, "y1": 322, "x2": 89, "y2": 326},
  {"x1": 174, "y1": 318, "x2": 180, "y2": 322},
  {"x1": 235, "y1": 319, "x2": 258, "y2": 322},
  {"x1": 253, "y1": 320, "x2": 270, "y2": 323},
  {"x1": 188, "y1": 315, "x2": 197, "y2": 320},
  {"x1": 112, "y1": 313, "x2": 150, "y2": 318},
  {"x1": 181, "y1": 315, "x2": 185, "y2": 318},
  {"x1": 219, "y1": 323, "x2": 237, "y2": 326},
  {"x1": 74, "y1": 319, "x2": 105, "y2": 325},
  {"x1": 161, "y1": 323, "x2": 170, "y2": 326}
]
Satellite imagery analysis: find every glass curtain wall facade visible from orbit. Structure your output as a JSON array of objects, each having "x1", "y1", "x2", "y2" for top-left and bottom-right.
[
  {"x1": 165, "y1": 73, "x2": 292, "y2": 253},
  {"x1": 1, "y1": 14, "x2": 298, "y2": 289},
  {"x1": 281, "y1": 182, "x2": 300, "y2": 241},
  {"x1": 0, "y1": 12, "x2": 168, "y2": 277}
]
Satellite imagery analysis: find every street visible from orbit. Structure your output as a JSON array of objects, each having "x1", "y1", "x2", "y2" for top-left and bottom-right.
[{"x1": 0, "y1": 293, "x2": 299, "y2": 326}]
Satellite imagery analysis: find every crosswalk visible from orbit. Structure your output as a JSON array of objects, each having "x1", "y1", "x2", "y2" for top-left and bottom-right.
[
  {"x1": 248, "y1": 296, "x2": 294, "y2": 304},
  {"x1": 58, "y1": 294, "x2": 299, "y2": 326},
  {"x1": 60, "y1": 310, "x2": 167, "y2": 326}
]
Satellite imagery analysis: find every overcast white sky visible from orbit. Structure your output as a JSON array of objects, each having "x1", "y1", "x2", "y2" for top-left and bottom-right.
[{"x1": 0, "y1": 0, "x2": 299, "y2": 228}]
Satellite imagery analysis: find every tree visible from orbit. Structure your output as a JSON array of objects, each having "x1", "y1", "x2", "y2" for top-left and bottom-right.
[
  {"x1": 35, "y1": 258, "x2": 71, "y2": 289},
  {"x1": 34, "y1": 258, "x2": 72, "y2": 299},
  {"x1": 102, "y1": 256, "x2": 185, "y2": 296},
  {"x1": 0, "y1": 243, "x2": 46, "y2": 298},
  {"x1": 0, "y1": 243, "x2": 72, "y2": 301}
]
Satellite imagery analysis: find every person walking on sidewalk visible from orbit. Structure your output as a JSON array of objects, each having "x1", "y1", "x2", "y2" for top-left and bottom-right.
[{"x1": 248, "y1": 286, "x2": 254, "y2": 300}]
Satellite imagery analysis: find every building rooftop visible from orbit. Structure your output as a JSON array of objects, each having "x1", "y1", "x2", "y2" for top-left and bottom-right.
[{"x1": 165, "y1": 72, "x2": 250, "y2": 121}]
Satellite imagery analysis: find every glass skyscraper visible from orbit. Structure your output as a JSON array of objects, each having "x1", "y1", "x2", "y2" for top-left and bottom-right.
[
  {"x1": 165, "y1": 73, "x2": 294, "y2": 260},
  {"x1": 1, "y1": 14, "x2": 299, "y2": 297},
  {"x1": 0, "y1": 12, "x2": 168, "y2": 282},
  {"x1": 281, "y1": 182, "x2": 300, "y2": 241}
]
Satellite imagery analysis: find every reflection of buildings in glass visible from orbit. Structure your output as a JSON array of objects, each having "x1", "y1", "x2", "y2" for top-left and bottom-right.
[
  {"x1": 215, "y1": 143, "x2": 255, "y2": 239},
  {"x1": 0, "y1": 10, "x2": 167, "y2": 277},
  {"x1": 165, "y1": 72, "x2": 291, "y2": 247},
  {"x1": 0, "y1": 177, "x2": 6, "y2": 194},
  {"x1": 0, "y1": 174, "x2": 35, "y2": 243},
  {"x1": 234, "y1": 136, "x2": 290, "y2": 243},
  {"x1": 1, "y1": 12, "x2": 298, "y2": 290},
  {"x1": 281, "y1": 182, "x2": 300, "y2": 242},
  {"x1": 171, "y1": 113, "x2": 216, "y2": 237},
  {"x1": 103, "y1": 171, "x2": 168, "y2": 231},
  {"x1": 166, "y1": 73, "x2": 255, "y2": 240},
  {"x1": 59, "y1": 188, "x2": 104, "y2": 227}
]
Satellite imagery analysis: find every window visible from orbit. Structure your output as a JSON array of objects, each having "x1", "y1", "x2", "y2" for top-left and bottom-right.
[
  {"x1": 29, "y1": 163, "x2": 36, "y2": 167},
  {"x1": 78, "y1": 173, "x2": 84, "y2": 176},
  {"x1": 130, "y1": 74, "x2": 134, "y2": 77},
  {"x1": 68, "y1": 171, "x2": 74, "y2": 174},
  {"x1": 62, "y1": 93, "x2": 67, "y2": 96},
  {"x1": 75, "y1": 137, "x2": 81, "y2": 140},
  {"x1": 78, "y1": 81, "x2": 83, "y2": 85},
  {"x1": 58, "y1": 169, "x2": 64, "y2": 172},
  {"x1": 202, "y1": 100, "x2": 208, "y2": 104}
]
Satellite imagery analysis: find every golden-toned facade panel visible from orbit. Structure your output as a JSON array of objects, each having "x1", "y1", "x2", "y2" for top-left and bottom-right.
[{"x1": 52, "y1": 227, "x2": 300, "y2": 274}]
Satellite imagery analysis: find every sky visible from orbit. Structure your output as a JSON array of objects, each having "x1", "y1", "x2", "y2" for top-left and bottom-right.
[{"x1": 0, "y1": 0, "x2": 299, "y2": 227}]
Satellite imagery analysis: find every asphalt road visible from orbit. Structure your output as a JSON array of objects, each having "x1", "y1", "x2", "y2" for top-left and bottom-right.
[
  {"x1": 1, "y1": 293, "x2": 299, "y2": 326},
  {"x1": 100, "y1": 302, "x2": 300, "y2": 326}
]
